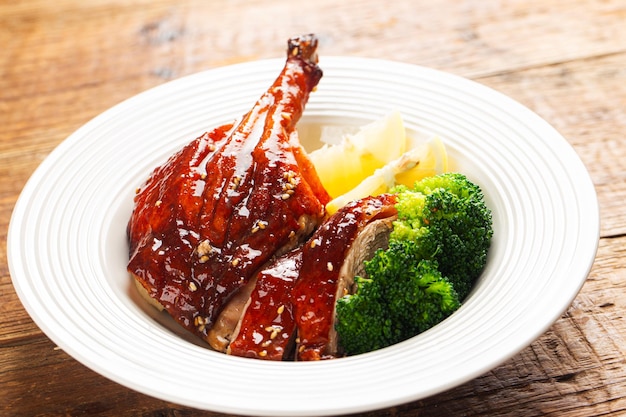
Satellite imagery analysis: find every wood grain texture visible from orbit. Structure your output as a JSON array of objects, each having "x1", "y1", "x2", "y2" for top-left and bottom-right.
[
  {"x1": 2, "y1": 0, "x2": 625, "y2": 416},
  {"x1": 476, "y1": 53, "x2": 626, "y2": 238}
]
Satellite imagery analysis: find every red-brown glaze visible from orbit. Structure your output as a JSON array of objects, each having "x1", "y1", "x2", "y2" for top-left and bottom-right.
[
  {"x1": 227, "y1": 194, "x2": 398, "y2": 361},
  {"x1": 127, "y1": 34, "x2": 329, "y2": 341},
  {"x1": 227, "y1": 249, "x2": 302, "y2": 360},
  {"x1": 292, "y1": 194, "x2": 398, "y2": 361}
]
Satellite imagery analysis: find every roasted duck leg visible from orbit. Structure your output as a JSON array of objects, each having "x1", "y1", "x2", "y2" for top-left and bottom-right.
[{"x1": 127, "y1": 34, "x2": 329, "y2": 342}]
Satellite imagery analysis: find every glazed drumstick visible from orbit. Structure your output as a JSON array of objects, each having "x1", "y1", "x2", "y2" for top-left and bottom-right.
[{"x1": 127, "y1": 34, "x2": 329, "y2": 342}]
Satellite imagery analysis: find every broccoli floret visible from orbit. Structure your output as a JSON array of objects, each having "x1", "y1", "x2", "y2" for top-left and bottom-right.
[
  {"x1": 334, "y1": 276, "x2": 389, "y2": 355},
  {"x1": 335, "y1": 241, "x2": 460, "y2": 355},
  {"x1": 335, "y1": 173, "x2": 493, "y2": 355},
  {"x1": 392, "y1": 173, "x2": 493, "y2": 299}
]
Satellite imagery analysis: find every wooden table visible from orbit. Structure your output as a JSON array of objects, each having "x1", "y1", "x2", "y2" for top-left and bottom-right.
[{"x1": 2, "y1": 1, "x2": 625, "y2": 415}]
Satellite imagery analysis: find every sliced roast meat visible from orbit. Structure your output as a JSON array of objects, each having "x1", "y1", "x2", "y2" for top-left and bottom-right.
[
  {"x1": 292, "y1": 194, "x2": 398, "y2": 360},
  {"x1": 227, "y1": 249, "x2": 302, "y2": 360},
  {"x1": 325, "y1": 216, "x2": 396, "y2": 354},
  {"x1": 127, "y1": 34, "x2": 329, "y2": 343},
  {"x1": 226, "y1": 194, "x2": 397, "y2": 361},
  {"x1": 206, "y1": 276, "x2": 258, "y2": 352}
]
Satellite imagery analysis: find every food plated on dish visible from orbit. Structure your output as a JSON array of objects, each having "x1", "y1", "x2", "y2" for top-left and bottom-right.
[
  {"x1": 127, "y1": 34, "x2": 493, "y2": 360},
  {"x1": 8, "y1": 32, "x2": 597, "y2": 415}
]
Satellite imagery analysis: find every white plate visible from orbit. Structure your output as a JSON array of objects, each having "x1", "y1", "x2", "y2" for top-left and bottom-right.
[{"x1": 8, "y1": 57, "x2": 599, "y2": 416}]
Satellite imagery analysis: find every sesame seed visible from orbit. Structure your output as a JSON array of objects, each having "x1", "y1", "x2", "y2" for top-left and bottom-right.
[
  {"x1": 277, "y1": 305, "x2": 285, "y2": 314},
  {"x1": 252, "y1": 220, "x2": 267, "y2": 233},
  {"x1": 299, "y1": 345, "x2": 305, "y2": 353},
  {"x1": 281, "y1": 193, "x2": 291, "y2": 200},
  {"x1": 259, "y1": 350, "x2": 268, "y2": 357},
  {"x1": 197, "y1": 240, "x2": 212, "y2": 257},
  {"x1": 262, "y1": 340, "x2": 272, "y2": 347},
  {"x1": 327, "y1": 262, "x2": 334, "y2": 272},
  {"x1": 270, "y1": 330, "x2": 278, "y2": 340},
  {"x1": 231, "y1": 258, "x2": 240, "y2": 267},
  {"x1": 188, "y1": 282, "x2": 198, "y2": 292},
  {"x1": 194, "y1": 316, "x2": 208, "y2": 332},
  {"x1": 288, "y1": 231, "x2": 295, "y2": 238},
  {"x1": 230, "y1": 176, "x2": 241, "y2": 190},
  {"x1": 265, "y1": 326, "x2": 274, "y2": 332},
  {"x1": 155, "y1": 200, "x2": 162, "y2": 207},
  {"x1": 199, "y1": 255, "x2": 209, "y2": 264},
  {"x1": 200, "y1": 173, "x2": 207, "y2": 180},
  {"x1": 208, "y1": 144, "x2": 216, "y2": 152}
]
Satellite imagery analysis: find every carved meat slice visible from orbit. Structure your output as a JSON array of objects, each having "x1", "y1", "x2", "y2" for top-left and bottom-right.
[
  {"x1": 127, "y1": 34, "x2": 329, "y2": 343},
  {"x1": 226, "y1": 194, "x2": 398, "y2": 360},
  {"x1": 206, "y1": 129, "x2": 328, "y2": 353},
  {"x1": 206, "y1": 275, "x2": 258, "y2": 352},
  {"x1": 227, "y1": 249, "x2": 302, "y2": 360},
  {"x1": 324, "y1": 217, "x2": 396, "y2": 354},
  {"x1": 293, "y1": 194, "x2": 398, "y2": 360}
]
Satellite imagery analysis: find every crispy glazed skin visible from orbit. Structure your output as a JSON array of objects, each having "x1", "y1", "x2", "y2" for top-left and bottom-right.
[
  {"x1": 227, "y1": 194, "x2": 398, "y2": 360},
  {"x1": 293, "y1": 194, "x2": 398, "y2": 360},
  {"x1": 227, "y1": 249, "x2": 302, "y2": 360},
  {"x1": 127, "y1": 34, "x2": 329, "y2": 341}
]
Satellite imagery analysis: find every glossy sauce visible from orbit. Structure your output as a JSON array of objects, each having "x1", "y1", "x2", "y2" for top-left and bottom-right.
[
  {"x1": 127, "y1": 35, "x2": 329, "y2": 341},
  {"x1": 227, "y1": 249, "x2": 302, "y2": 360},
  {"x1": 292, "y1": 194, "x2": 398, "y2": 360},
  {"x1": 227, "y1": 194, "x2": 397, "y2": 360}
]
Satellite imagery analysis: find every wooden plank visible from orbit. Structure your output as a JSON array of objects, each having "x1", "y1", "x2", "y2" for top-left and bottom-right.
[
  {"x1": 2, "y1": 0, "x2": 626, "y2": 104},
  {"x1": 477, "y1": 53, "x2": 626, "y2": 238},
  {"x1": 0, "y1": 336, "x2": 214, "y2": 417}
]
